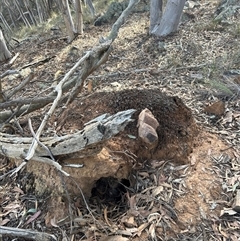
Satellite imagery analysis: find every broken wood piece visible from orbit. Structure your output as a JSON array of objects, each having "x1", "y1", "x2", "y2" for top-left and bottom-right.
[
  {"x1": 0, "y1": 226, "x2": 56, "y2": 241},
  {"x1": 0, "y1": 109, "x2": 136, "y2": 167}
]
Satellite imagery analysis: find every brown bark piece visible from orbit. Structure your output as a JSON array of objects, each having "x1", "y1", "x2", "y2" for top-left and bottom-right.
[{"x1": 204, "y1": 100, "x2": 225, "y2": 116}]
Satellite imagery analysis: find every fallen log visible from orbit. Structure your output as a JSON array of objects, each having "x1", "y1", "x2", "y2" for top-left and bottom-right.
[{"x1": 0, "y1": 109, "x2": 136, "y2": 166}]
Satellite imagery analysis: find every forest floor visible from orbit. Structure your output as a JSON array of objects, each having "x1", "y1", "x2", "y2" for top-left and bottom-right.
[{"x1": 0, "y1": 0, "x2": 240, "y2": 240}]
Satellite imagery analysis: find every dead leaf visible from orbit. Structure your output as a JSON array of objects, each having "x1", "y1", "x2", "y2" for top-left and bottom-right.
[
  {"x1": 24, "y1": 210, "x2": 41, "y2": 226},
  {"x1": 50, "y1": 216, "x2": 59, "y2": 228},
  {"x1": 220, "y1": 208, "x2": 237, "y2": 217},
  {"x1": 100, "y1": 235, "x2": 129, "y2": 241},
  {"x1": 13, "y1": 186, "x2": 24, "y2": 195},
  {"x1": 0, "y1": 218, "x2": 10, "y2": 226},
  {"x1": 149, "y1": 223, "x2": 156, "y2": 240},
  {"x1": 222, "y1": 111, "x2": 233, "y2": 124},
  {"x1": 152, "y1": 186, "x2": 164, "y2": 197},
  {"x1": 148, "y1": 213, "x2": 161, "y2": 223},
  {"x1": 135, "y1": 223, "x2": 149, "y2": 237},
  {"x1": 121, "y1": 216, "x2": 137, "y2": 228},
  {"x1": 104, "y1": 207, "x2": 112, "y2": 227}
]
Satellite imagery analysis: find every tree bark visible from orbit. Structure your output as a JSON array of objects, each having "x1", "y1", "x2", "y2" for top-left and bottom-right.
[
  {"x1": 151, "y1": 0, "x2": 186, "y2": 37},
  {"x1": 149, "y1": 0, "x2": 162, "y2": 33},
  {"x1": 0, "y1": 29, "x2": 12, "y2": 62}
]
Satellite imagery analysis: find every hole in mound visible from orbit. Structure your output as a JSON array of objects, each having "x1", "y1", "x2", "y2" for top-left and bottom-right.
[{"x1": 90, "y1": 177, "x2": 130, "y2": 211}]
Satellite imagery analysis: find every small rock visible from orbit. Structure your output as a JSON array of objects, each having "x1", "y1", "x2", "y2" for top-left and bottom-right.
[
  {"x1": 204, "y1": 100, "x2": 225, "y2": 116},
  {"x1": 137, "y1": 108, "x2": 159, "y2": 129}
]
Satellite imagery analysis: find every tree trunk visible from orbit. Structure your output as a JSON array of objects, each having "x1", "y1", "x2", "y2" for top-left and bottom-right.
[
  {"x1": 61, "y1": 0, "x2": 76, "y2": 43},
  {"x1": 151, "y1": 0, "x2": 186, "y2": 37},
  {"x1": 75, "y1": 0, "x2": 83, "y2": 34},
  {"x1": 0, "y1": 29, "x2": 12, "y2": 62},
  {"x1": 86, "y1": 0, "x2": 96, "y2": 16},
  {"x1": 149, "y1": 0, "x2": 162, "y2": 33}
]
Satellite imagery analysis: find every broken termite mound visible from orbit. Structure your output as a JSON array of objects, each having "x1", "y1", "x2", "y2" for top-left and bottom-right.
[{"x1": 23, "y1": 89, "x2": 198, "y2": 202}]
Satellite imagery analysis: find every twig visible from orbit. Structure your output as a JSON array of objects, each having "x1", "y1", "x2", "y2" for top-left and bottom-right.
[
  {"x1": 175, "y1": 63, "x2": 207, "y2": 70},
  {"x1": 0, "y1": 69, "x2": 19, "y2": 79},
  {"x1": 0, "y1": 226, "x2": 56, "y2": 241},
  {"x1": 28, "y1": 118, "x2": 69, "y2": 176},
  {"x1": 8, "y1": 52, "x2": 19, "y2": 65},
  {"x1": 87, "y1": 68, "x2": 162, "y2": 79},
  {"x1": 66, "y1": 41, "x2": 112, "y2": 104},
  {"x1": 59, "y1": 172, "x2": 73, "y2": 233},
  {"x1": 28, "y1": 118, "x2": 55, "y2": 162},
  {"x1": 22, "y1": 52, "x2": 90, "y2": 162},
  {"x1": 0, "y1": 42, "x2": 112, "y2": 123},
  {"x1": 7, "y1": 72, "x2": 34, "y2": 99},
  {"x1": 19, "y1": 55, "x2": 56, "y2": 70}
]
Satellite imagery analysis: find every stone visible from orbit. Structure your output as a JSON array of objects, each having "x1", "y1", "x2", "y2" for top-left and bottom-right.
[{"x1": 137, "y1": 108, "x2": 159, "y2": 129}]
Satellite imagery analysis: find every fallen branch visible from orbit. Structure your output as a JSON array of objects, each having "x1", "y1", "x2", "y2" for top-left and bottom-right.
[
  {"x1": 106, "y1": 0, "x2": 140, "y2": 41},
  {"x1": 0, "y1": 95, "x2": 54, "y2": 109},
  {"x1": 0, "y1": 109, "x2": 135, "y2": 176},
  {"x1": 0, "y1": 41, "x2": 112, "y2": 123},
  {"x1": 19, "y1": 55, "x2": 56, "y2": 70},
  {"x1": 0, "y1": 69, "x2": 19, "y2": 79},
  {"x1": 0, "y1": 226, "x2": 56, "y2": 241}
]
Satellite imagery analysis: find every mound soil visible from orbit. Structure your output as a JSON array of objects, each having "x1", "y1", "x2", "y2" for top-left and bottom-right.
[{"x1": 58, "y1": 89, "x2": 198, "y2": 163}]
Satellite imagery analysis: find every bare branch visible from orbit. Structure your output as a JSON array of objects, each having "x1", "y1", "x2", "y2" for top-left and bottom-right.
[
  {"x1": 106, "y1": 0, "x2": 140, "y2": 41},
  {"x1": 0, "y1": 41, "x2": 112, "y2": 123}
]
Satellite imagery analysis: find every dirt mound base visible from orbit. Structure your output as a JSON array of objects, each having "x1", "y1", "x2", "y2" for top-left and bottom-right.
[
  {"x1": 58, "y1": 89, "x2": 198, "y2": 163},
  {"x1": 23, "y1": 88, "x2": 202, "y2": 226}
]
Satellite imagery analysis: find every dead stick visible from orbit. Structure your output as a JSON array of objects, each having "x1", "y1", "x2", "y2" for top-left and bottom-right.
[
  {"x1": 0, "y1": 226, "x2": 56, "y2": 241},
  {"x1": 106, "y1": 0, "x2": 140, "y2": 41},
  {"x1": 7, "y1": 72, "x2": 34, "y2": 99},
  {"x1": 25, "y1": 52, "x2": 91, "y2": 159}
]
